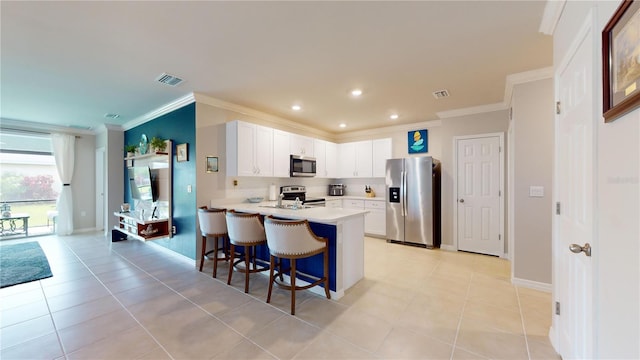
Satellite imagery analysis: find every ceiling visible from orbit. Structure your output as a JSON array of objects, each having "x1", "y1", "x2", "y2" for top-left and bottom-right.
[{"x1": 0, "y1": 1, "x2": 552, "y2": 135}]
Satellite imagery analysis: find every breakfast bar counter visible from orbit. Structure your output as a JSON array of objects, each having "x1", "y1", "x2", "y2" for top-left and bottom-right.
[{"x1": 210, "y1": 200, "x2": 368, "y2": 299}]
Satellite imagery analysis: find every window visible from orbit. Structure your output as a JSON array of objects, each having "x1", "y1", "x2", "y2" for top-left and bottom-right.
[{"x1": 0, "y1": 131, "x2": 60, "y2": 236}]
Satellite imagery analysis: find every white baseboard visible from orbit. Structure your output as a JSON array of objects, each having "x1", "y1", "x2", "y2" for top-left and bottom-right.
[
  {"x1": 512, "y1": 277, "x2": 552, "y2": 292},
  {"x1": 440, "y1": 244, "x2": 457, "y2": 252}
]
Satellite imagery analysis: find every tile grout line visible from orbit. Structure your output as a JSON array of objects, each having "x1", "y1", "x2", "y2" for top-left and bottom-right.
[{"x1": 515, "y1": 286, "x2": 533, "y2": 360}]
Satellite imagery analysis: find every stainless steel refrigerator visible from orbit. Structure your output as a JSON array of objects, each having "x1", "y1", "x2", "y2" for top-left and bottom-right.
[{"x1": 386, "y1": 156, "x2": 441, "y2": 248}]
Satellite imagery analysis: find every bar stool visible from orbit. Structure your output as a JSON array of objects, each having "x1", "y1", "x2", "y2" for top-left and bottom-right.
[
  {"x1": 225, "y1": 210, "x2": 269, "y2": 293},
  {"x1": 197, "y1": 207, "x2": 229, "y2": 278},
  {"x1": 264, "y1": 215, "x2": 330, "y2": 315}
]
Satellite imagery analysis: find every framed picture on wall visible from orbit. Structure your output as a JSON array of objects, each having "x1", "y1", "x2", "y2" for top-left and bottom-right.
[
  {"x1": 176, "y1": 143, "x2": 188, "y2": 162},
  {"x1": 206, "y1": 156, "x2": 218, "y2": 173},
  {"x1": 408, "y1": 129, "x2": 428, "y2": 154},
  {"x1": 602, "y1": 0, "x2": 640, "y2": 122}
]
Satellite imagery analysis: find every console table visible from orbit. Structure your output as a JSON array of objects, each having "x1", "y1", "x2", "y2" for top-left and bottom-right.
[
  {"x1": 113, "y1": 212, "x2": 169, "y2": 241},
  {"x1": 0, "y1": 213, "x2": 29, "y2": 237}
]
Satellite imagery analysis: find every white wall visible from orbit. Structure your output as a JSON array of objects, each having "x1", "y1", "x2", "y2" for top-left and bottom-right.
[
  {"x1": 512, "y1": 78, "x2": 554, "y2": 285},
  {"x1": 96, "y1": 125, "x2": 124, "y2": 235},
  {"x1": 439, "y1": 110, "x2": 509, "y2": 247},
  {"x1": 72, "y1": 134, "x2": 97, "y2": 231},
  {"x1": 554, "y1": 1, "x2": 640, "y2": 357}
]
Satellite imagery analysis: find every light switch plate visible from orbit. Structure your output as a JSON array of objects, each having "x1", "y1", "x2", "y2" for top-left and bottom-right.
[
  {"x1": 187, "y1": 185, "x2": 192, "y2": 193},
  {"x1": 529, "y1": 186, "x2": 544, "y2": 197}
]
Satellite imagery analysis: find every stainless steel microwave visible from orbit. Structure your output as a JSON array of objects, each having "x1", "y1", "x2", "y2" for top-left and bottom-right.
[{"x1": 290, "y1": 155, "x2": 316, "y2": 177}]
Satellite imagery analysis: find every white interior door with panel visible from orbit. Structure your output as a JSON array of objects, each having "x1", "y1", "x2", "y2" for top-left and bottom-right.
[
  {"x1": 552, "y1": 15, "x2": 594, "y2": 359},
  {"x1": 454, "y1": 134, "x2": 503, "y2": 256}
]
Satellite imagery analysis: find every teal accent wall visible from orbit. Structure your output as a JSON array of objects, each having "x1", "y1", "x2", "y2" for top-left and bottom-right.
[{"x1": 124, "y1": 103, "x2": 197, "y2": 259}]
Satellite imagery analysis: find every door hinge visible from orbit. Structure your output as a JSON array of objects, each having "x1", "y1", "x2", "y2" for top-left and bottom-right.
[
  {"x1": 556, "y1": 202, "x2": 561, "y2": 215},
  {"x1": 499, "y1": 190, "x2": 502, "y2": 197},
  {"x1": 499, "y1": 234, "x2": 501, "y2": 241},
  {"x1": 499, "y1": 146, "x2": 502, "y2": 153},
  {"x1": 555, "y1": 301, "x2": 561, "y2": 315},
  {"x1": 556, "y1": 101, "x2": 561, "y2": 114}
]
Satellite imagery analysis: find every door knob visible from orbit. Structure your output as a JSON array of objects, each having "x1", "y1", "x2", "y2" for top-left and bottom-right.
[
  {"x1": 459, "y1": 199, "x2": 465, "y2": 203},
  {"x1": 569, "y1": 243, "x2": 591, "y2": 257}
]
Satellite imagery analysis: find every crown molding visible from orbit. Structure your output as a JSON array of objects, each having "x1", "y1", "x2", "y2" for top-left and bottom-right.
[
  {"x1": 122, "y1": 93, "x2": 195, "y2": 131},
  {"x1": 0, "y1": 118, "x2": 96, "y2": 135},
  {"x1": 335, "y1": 119, "x2": 442, "y2": 142},
  {"x1": 539, "y1": 0, "x2": 566, "y2": 35},
  {"x1": 436, "y1": 102, "x2": 507, "y2": 119},
  {"x1": 193, "y1": 92, "x2": 334, "y2": 139},
  {"x1": 504, "y1": 66, "x2": 554, "y2": 106}
]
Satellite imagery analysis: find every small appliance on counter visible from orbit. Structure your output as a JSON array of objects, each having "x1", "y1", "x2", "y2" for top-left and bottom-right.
[
  {"x1": 365, "y1": 185, "x2": 376, "y2": 198},
  {"x1": 328, "y1": 184, "x2": 345, "y2": 196}
]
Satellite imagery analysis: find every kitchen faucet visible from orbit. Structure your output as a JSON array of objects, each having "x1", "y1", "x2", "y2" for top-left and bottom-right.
[{"x1": 277, "y1": 193, "x2": 284, "y2": 208}]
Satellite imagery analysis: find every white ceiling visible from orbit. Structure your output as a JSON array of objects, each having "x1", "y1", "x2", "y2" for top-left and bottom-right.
[{"x1": 0, "y1": 1, "x2": 552, "y2": 135}]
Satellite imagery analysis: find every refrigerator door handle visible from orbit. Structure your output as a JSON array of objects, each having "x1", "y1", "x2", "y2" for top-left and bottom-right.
[{"x1": 402, "y1": 170, "x2": 407, "y2": 217}]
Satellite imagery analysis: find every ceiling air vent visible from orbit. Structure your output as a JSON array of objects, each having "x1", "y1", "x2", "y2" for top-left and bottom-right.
[
  {"x1": 156, "y1": 73, "x2": 184, "y2": 87},
  {"x1": 104, "y1": 113, "x2": 120, "y2": 119},
  {"x1": 432, "y1": 89, "x2": 450, "y2": 99}
]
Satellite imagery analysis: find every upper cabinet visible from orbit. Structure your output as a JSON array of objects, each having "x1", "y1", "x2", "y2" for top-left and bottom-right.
[
  {"x1": 339, "y1": 140, "x2": 373, "y2": 178},
  {"x1": 290, "y1": 134, "x2": 314, "y2": 157},
  {"x1": 339, "y1": 138, "x2": 391, "y2": 178},
  {"x1": 372, "y1": 138, "x2": 392, "y2": 178},
  {"x1": 314, "y1": 139, "x2": 338, "y2": 178},
  {"x1": 226, "y1": 120, "x2": 273, "y2": 177},
  {"x1": 273, "y1": 129, "x2": 290, "y2": 178}
]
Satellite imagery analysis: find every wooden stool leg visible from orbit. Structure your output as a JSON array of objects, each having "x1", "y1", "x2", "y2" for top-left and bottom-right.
[
  {"x1": 212, "y1": 236, "x2": 219, "y2": 278},
  {"x1": 324, "y1": 247, "x2": 331, "y2": 299},
  {"x1": 267, "y1": 255, "x2": 275, "y2": 304},
  {"x1": 199, "y1": 235, "x2": 206, "y2": 272},
  {"x1": 227, "y1": 244, "x2": 236, "y2": 285},
  {"x1": 291, "y1": 259, "x2": 296, "y2": 315},
  {"x1": 244, "y1": 246, "x2": 251, "y2": 293}
]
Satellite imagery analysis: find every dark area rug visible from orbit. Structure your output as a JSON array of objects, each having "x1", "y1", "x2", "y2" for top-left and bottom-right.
[{"x1": 0, "y1": 241, "x2": 53, "y2": 288}]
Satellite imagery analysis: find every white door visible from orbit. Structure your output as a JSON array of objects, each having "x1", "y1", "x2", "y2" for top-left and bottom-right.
[
  {"x1": 95, "y1": 148, "x2": 104, "y2": 231},
  {"x1": 554, "y1": 19, "x2": 594, "y2": 359},
  {"x1": 456, "y1": 135, "x2": 502, "y2": 256}
]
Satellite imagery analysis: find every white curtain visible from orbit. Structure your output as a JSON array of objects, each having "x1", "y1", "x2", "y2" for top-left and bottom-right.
[{"x1": 51, "y1": 133, "x2": 75, "y2": 235}]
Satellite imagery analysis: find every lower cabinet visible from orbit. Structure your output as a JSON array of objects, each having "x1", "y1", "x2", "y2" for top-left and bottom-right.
[{"x1": 364, "y1": 200, "x2": 385, "y2": 237}]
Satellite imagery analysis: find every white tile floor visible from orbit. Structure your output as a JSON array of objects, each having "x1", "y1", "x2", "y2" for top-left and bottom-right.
[{"x1": 0, "y1": 232, "x2": 560, "y2": 359}]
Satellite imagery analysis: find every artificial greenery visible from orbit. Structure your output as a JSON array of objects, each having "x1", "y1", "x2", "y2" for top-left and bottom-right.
[
  {"x1": 124, "y1": 144, "x2": 138, "y2": 154},
  {"x1": 150, "y1": 136, "x2": 167, "y2": 152}
]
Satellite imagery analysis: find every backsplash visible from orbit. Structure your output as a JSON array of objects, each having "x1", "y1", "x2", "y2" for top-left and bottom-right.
[{"x1": 223, "y1": 176, "x2": 385, "y2": 200}]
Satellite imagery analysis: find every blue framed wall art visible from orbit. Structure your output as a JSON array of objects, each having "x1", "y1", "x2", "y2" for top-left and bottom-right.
[{"x1": 408, "y1": 129, "x2": 428, "y2": 154}]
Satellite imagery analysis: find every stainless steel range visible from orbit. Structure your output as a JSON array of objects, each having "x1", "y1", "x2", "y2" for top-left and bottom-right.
[{"x1": 280, "y1": 185, "x2": 325, "y2": 207}]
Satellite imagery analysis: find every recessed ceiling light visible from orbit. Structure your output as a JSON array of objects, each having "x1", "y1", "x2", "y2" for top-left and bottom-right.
[
  {"x1": 339, "y1": 123, "x2": 347, "y2": 128},
  {"x1": 351, "y1": 89, "x2": 363, "y2": 97},
  {"x1": 291, "y1": 105, "x2": 302, "y2": 111},
  {"x1": 390, "y1": 114, "x2": 399, "y2": 120}
]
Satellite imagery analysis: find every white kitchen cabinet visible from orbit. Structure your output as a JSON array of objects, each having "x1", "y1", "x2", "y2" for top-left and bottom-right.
[
  {"x1": 339, "y1": 141, "x2": 373, "y2": 178},
  {"x1": 342, "y1": 199, "x2": 364, "y2": 209},
  {"x1": 226, "y1": 120, "x2": 273, "y2": 177},
  {"x1": 372, "y1": 138, "x2": 392, "y2": 178},
  {"x1": 364, "y1": 200, "x2": 386, "y2": 236},
  {"x1": 314, "y1": 139, "x2": 338, "y2": 178},
  {"x1": 290, "y1": 134, "x2": 314, "y2": 157},
  {"x1": 273, "y1": 129, "x2": 290, "y2": 177},
  {"x1": 325, "y1": 199, "x2": 342, "y2": 209}
]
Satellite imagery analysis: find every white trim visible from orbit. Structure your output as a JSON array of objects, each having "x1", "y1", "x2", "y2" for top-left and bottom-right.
[
  {"x1": 437, "y1": 102, "x2": 506, "y2": 119},
  {"x1": 122, "y1": 93, "x2": 196, "y2": 131},
  {"x1": 539, "y1": 0, "x2": 567, "y2": 35},
  {"x1": 452, "y1": 132, "x2": 505, "y2": 256},
  {"x1": 194, "y1": 92, "x2": 335, "y2": 140},
  {"x1": 512, "y1": 277, "x2": 552, "y2": 292},
  {"x1": 440, "y1": 244, "x2": 457, "y2": 252},
  {"x1": 0, "y1": 118, "x2": 95, "y2": 135},
  {"x1": 504, "y1": 67, "x2": 554, "y2": 108}
]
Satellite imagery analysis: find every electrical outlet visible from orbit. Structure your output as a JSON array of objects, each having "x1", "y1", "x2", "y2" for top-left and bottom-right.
[
  {"x1": 187, "y1": 185, "x2": 192, "y2": 193},
  {"x1": 233, "y1": 179, "x2": 238, "y2": 186},
  {"x1": 172, "y1": 225, "x2": 176, "y2": 234}
]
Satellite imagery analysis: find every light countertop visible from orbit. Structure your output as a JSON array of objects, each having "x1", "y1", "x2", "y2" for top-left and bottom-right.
[
  {"x1": 323, "y1": 195, "x2": 385, "y2": 201},
  {"x1": 209, "y1": 200, "x2": 368, "y2": 224}
]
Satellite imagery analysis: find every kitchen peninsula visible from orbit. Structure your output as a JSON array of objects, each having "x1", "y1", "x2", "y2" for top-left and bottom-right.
[{"x1": 209, "y1": 200, "x2": 368, "y2": 299}]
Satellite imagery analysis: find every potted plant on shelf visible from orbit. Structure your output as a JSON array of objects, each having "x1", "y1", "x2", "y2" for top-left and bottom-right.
[
  {"x1": 125, "y1": 144, "x2": 138, "y2": 157},
  {"x1": 150, "y1": 137, "x2": 167, "y2": 153}
]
